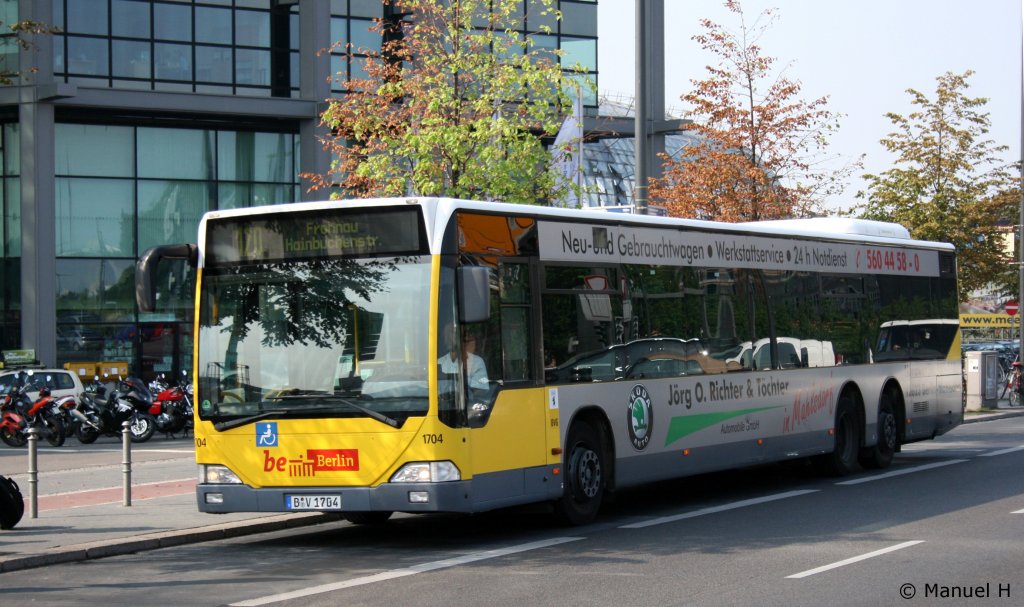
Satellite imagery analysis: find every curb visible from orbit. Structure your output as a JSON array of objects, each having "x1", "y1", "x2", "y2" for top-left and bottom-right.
[
  {"x1": 0, "y1": 512, "x2": 340, "y2": 573},
  {"x1": 964, "y1": 408, "x2": 1024, "y2": 423}
]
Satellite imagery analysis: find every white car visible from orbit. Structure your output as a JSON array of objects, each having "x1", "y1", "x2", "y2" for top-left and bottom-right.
[{"x1": 0, "y1": 368, "x2": 86, "y2": 401}]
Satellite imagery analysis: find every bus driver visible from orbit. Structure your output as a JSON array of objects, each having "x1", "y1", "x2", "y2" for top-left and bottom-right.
[{"x1": 438, "y1": 326, "x2": 489, "y2": 395}]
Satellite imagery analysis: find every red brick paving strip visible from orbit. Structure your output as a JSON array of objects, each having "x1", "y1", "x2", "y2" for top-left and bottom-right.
[{"x1": 31, "y1": 479, "x2": 197, "y2": 510}]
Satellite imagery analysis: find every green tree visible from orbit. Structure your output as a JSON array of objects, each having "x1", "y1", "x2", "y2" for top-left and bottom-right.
[
  {"x1": 1, "y1": 19, "x2": 58, "y2": 85},
  {"x1": 979, "y1": 185, "x2": 1024, "y2": 299},
  {"x1": 309, "y1": 0, "x2": 581, "y2": 204},
  {"x1": 651, "y1": 0, "x2": 857, "y2": 221},
  {"x1": 855, "y1": 70, "x2": 1016, "y2": 300}
]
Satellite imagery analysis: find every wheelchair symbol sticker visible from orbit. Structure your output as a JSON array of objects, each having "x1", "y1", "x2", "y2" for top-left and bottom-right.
[{"x1": 256, "y1": 422, "x2": 278, "y2": 447}]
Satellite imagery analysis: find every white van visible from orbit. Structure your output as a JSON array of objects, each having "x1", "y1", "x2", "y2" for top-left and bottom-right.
[{"x1": 728, "y1": 338, "x2": 836, "y2": 370}]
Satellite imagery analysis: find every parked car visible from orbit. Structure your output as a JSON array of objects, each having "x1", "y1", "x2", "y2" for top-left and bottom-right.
[
  {"x1": 546, "y1": 337, "x2": 710, "y2": 383},
  {"x1": 0, "y1": 368, "x2": 86, "y2": 401},
  {"x1": 57, "y1": 326, "x2": 104, "y2": 352}
]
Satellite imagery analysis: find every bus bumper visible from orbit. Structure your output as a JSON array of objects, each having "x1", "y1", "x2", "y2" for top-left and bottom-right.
[{"x1": 197, "y1": 481, "x2": 474, "y2": 514}]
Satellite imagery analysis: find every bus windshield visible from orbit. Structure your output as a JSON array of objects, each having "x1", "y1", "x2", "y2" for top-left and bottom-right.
[{"x1": 196, "y1": 255, "x2": 432, "y2": 430}]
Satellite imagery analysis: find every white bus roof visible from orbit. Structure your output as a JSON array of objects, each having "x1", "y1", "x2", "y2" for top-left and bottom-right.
[
  {"x1": 198, "y1": 197, "x2": 953, "y2": 255},
  {"x1": 880, "y1": 319, "x2": 960, "y2": 327},
  {"x1": 740, "y1": 217, "x2": 911, "y2": 239}
]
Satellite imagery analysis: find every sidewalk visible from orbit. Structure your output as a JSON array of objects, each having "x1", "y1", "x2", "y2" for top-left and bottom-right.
[
  {"x1": 2, "y1": 404, "x2": 1022, "y2": 574},
  {"x1": 0, "y1": 487, "x2": 341, "y2": 573}
]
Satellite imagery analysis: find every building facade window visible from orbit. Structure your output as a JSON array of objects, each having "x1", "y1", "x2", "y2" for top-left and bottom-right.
[
  {"x1": 3, "y1": 0, "x2": 600, "y2": 376},
  {"x1": 51, "y1": 123, "x2": 300, "y2": 377},
  {"x1": 329, "y1": 0, "x2": 382, "y2": 94},
  {"x1": 0, "y1": 124, "x2": 20, "y2": 351},
  {"x1": 0, "y1": 1, "x2": 22, "y2": 77},
  {"x1": 327, "y1": 0, "x2": 598, "y2": 107},
  {"x1": 52, "y1": 0, "x2": 300, "y2": 97}
]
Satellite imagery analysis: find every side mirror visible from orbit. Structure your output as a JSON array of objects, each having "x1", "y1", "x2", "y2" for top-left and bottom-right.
[{"x1": 136, "y1": 243, "x2": 197, "y2": 313}]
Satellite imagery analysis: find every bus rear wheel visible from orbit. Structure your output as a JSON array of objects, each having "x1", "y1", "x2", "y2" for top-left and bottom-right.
[
  {"x1": 555, "y1": 421, "x2": 605, "y2": 525},
  {"x1": 815, "y1": 396, "x2": 861, "y2": 476},
  {"x1": 859, "y1": 395, "x2": 898, "y2": 469}
]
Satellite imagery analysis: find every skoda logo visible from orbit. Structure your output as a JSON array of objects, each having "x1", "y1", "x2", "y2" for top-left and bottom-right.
[{"x1": 627, "y1": 384, "x2": 653, "y2": 451}]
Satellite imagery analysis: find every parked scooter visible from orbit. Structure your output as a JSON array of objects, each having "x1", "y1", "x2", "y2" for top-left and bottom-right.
[
  {"x1": 0, "y1": 371, "x2": 66, "y2": 447},
  {"x1": 149, "y1": 371, "x2": 194, "y2": 438},
  {"x1": 74, "y1": 376, "x2": 157, "y2": 444}
]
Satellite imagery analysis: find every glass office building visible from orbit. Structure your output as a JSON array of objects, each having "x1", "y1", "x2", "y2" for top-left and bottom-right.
[
  {"x1": 0, "y1": 0, "x2": 598, "y2": 379},
  {"x1": 577, "y1": 98, "x2": 696, "y2": 208}
]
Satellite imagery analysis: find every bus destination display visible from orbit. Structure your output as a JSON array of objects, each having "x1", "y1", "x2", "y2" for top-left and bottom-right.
[{"x1": 206, "y1": 208, "x2": 424, "y2": 264}]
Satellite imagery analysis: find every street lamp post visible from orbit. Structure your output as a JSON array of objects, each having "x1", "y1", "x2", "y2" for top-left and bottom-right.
[
  {"x1": 635, "y1": 0, "x2": 649, "y2": 216},
  {"x1": 1018, "y1": 0, "x2": 1024, "y2": 364}
]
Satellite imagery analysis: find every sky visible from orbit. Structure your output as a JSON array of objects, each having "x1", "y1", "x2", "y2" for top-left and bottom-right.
[{"x1": 597, "y1": 0, "x2": 1023, "y2": 212}]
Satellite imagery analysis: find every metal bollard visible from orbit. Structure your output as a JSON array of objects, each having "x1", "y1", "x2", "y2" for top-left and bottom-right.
[
  {"x1": 122, "y1": 420, "x2": 132, "y2": 506},
  {"x1": 27, "y1": 426, "x2": 39, "y2": 518}
]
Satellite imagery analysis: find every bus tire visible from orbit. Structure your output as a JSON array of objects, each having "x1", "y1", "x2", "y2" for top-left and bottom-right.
[
  {"x1": 815, "y1": 396, "x2": 860, "y2": 476},
  {"x1": 555, "y1": 420, "x2": 605, "y2": 525},
  {"x1": 343, "y1": 511, "x2": 392, "y2": 525},
  {"x1": 859, "y1": 395, "x2": 897, "y2": 469}
]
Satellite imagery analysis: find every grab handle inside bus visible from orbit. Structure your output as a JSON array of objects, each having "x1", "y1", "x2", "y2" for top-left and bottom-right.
[
  {"x1": 458, "y1": 266, "x2": 491, "y2": 323},
  {"x1": 136, "y1": 243, "x2": 198, "y2": 313}
]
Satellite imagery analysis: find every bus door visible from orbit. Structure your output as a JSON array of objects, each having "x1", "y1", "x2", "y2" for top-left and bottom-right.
[{"x1": 465, "y1": 259, "x2": 551, "y2": 503}]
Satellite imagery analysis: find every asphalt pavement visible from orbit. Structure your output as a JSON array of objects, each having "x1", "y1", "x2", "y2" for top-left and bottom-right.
[{"x1": 1, "y1": 404, "x2": 1021, "y2": 574}]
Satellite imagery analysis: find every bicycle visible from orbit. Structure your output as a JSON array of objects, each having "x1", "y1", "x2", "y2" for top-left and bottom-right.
[{"x1": 1007, "y1": 361, "x2": 1022, "y2": 407}]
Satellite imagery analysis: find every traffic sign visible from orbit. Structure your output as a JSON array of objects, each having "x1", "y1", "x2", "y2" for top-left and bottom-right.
[{"x1": 1007, "y1": 300, "x2": 1019, "y2": 316}]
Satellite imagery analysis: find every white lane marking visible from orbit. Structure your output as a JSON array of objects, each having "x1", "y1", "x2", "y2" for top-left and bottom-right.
[
  {"x1": 787, "y1": 540, "x2": 924, "y2": 579},
  {"x1": 228, "y1": 536, "x2": 585, "y2": 606},
  {"x1": 835, "y1": 459, "x2": 968, "y2": 486},
  {"x1": 1013, "y1": 509, "x2": 1024, "y2": 514},
  {"x1": 978, "y1": 445, "x2": 1024, "y2": 457},
  {"x1": 619, "y1": 489, "x2": 819, "y2": 529}
]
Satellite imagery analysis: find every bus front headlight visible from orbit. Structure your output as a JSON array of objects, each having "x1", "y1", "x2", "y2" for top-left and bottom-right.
[
  {"x1": 390, "y1": 461, "x2": 461, "y2": 483},
  {"x1": 202, "y1": 464, "x2": 243, "y2": 484}
]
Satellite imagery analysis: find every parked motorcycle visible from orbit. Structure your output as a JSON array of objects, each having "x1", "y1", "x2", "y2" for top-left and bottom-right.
[
  {"x1": 0, "y1": 394, "x2": 28, "y2": 447},
  {"x1": 74, "y1": 376, "x2": 157, "y2": 444},
  {"x1": 29, "y1": 387, "x2": 75, "y2": 448},
  {"x1": 0, "y1": 372, "x2": 66, "y2": 447},
  {"x1": 149, "y1": 371, "x2": 194, "y2": 438}
]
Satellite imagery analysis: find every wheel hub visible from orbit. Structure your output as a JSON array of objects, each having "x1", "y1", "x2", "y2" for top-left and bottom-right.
[{"x1": 572, "y1": 447, "x2": 601, "y2": 499}]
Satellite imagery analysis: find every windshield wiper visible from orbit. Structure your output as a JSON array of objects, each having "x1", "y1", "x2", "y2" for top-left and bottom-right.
[
  {"x1": 268, "y1": 392, "x2": 401, "y2": 428},
  {"x1": 213, "y1": 408, "x2": 290, "y2": 432},
  {"x1": 211, "y1": 402, "x2": 344, "y2": 431}
]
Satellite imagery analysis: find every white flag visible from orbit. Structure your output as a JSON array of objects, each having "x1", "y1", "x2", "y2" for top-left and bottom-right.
[{"x1": 551, "y1": 92, "x2": 583, "y2": 207}]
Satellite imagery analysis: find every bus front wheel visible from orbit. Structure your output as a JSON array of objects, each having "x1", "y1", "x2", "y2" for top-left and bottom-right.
[{"x1": 556, "y1": 421, "x2": 605, "y2": 525}]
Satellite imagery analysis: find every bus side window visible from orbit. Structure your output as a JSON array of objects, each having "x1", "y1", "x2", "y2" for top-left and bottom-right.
[{"x1": 497, "y1": 262, "x2": 532, "y2": 382}]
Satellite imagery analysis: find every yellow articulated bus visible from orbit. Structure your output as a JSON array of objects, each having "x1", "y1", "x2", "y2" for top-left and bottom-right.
[{"x1": 136, "y1": 197, "x2": 963, "y2": 525}]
